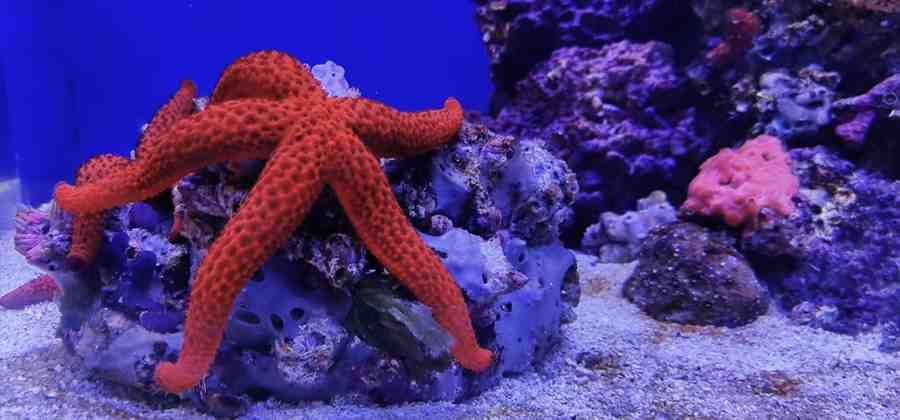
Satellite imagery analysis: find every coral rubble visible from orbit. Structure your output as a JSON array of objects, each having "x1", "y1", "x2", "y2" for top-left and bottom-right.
[{"x1": 581, "y1": 190, "x2": 677, "y2": 263}]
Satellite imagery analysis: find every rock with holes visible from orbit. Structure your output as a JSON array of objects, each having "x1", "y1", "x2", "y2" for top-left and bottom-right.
[
  {"x1": 18, "y1": 118, "x2": 579, "y2": 408},
  {"x1": 162, "y1": 119, "x2": 579, "y2": 404}
]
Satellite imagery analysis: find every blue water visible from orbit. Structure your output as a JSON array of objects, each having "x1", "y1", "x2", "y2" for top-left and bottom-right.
[{"x1": 1, "y1": 1, "x2": 491, "y2": 204}]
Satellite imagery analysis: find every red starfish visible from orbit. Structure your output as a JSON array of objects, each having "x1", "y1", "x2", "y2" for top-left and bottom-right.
[
  {"x1": 66, "y1": 80, "x2": 197, "y2": 270},
  {"x1": 53, "y1": 51, "x2": 493, "y2": 393},
  {"x1": 0, "y1": 274, "x2": 62, "y2": 310}
]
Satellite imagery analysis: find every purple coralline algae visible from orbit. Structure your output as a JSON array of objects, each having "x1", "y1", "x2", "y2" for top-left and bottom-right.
[
  {"x1": 14, "y1": 203, "x2": 70, "y2": 273},
  {"x1": 15, "y1": 117, "x2": 580, "y2": 413},
  {"x1": 487, "y1": 42, "x2": 715, "y2": 244},
  {"x1": 466, "y1": 0, "x2": 900, "y2": 350},
  {"x1": 833, "y1": 73, "x2": 900, "y2": 145},
  {"x1": 623, "y1": 221, "x2": 770, "y2": 327},
  {"x1": 473, "y1": 0, "x2": 697, "y2": 97},
  {"x1": 739, "y1": 146, "x2": 900, "y2": 348},
  {"x1": 387, "y1": 122, "x2": 579, "y2": 246}
]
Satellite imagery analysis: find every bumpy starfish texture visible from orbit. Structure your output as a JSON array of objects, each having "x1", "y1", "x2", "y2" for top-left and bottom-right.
[
  {"x1": 66, "y1": 81, "x2": 197, "y2": 270},
  {"x1": 54, "y1": 50, "x2": 493, "y2": 394},
  {"x1": 136, "y1": 80, "x2": 198, "y2": 157}
]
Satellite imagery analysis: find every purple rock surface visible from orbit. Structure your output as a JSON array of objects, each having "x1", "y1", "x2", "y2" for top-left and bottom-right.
[
  {"x1": 14, "y1": 120, "x2": 580, "y2": 413},
  {"x1": 740, "y1": 147, "x2": 900, "y2": 346},
  {"x1": 487, "y1": 42, "x2": 716, "y2": 244},
  {"x1": 473, "y1": 0, "x2": 699, "y2": 98}
]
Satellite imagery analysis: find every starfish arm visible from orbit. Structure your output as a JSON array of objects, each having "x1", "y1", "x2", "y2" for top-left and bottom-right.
[
  {"x1": 155, "y1": 135, "x2": 326, "y2": 393},
  {"x1": 326, "y1": 135, "x2": 493, "y2": 372},
  {"x1": 137, "y1": 80, "x2": 197, "y2": 152},
  {"x1": 336, "y1": 97, "x2": 464, "y2": 158},
  {"x1": 66, "y1": 154, "x2": 130, "y2": 270},
  {"x1": 211, "y1": 50, "x2": 326, "y2": 104},
  {"x1": 68, "y1": 81, "x2": 195, "y2": 269},
  {"x1": 54, "y1": 99, "x2": 293, "y2": 215}
]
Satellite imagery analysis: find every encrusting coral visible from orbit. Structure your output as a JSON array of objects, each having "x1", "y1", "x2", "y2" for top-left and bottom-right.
[
  {"x1": 681, "y1": 134, "x2": 799, "y2": 232},
  {"x1": 53, "y1": 50, "x2": 493, "y2": 394}
]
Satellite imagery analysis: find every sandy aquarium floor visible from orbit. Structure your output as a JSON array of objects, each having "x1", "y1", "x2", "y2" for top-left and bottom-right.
[{"x1": 1, "y1": 225, "x2": 898, "y2": 419}]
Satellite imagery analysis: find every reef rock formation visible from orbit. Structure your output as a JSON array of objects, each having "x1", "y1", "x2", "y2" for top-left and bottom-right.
[
  {"x1": 473, "y1": 0, "x2": 698, "y2": 99},
  {"x1": 15, "y1": 116, "x2": 579, "y2": 413},
  {"x1": 739, "y1": 146, "x2": 900, "y2": 351},
  {"x1": 624, "y1": 222, "x2": 769, "y2": 327},
  {"x1": 754, "y1": 67, "x2": 838, "y2": 142},
  {"x1": 488, "y1": 42, "x2": 715, "y2": 244}
]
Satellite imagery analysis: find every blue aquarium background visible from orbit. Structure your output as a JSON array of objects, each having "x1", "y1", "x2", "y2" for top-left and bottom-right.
[{"x1": 0, "y1": 1, "x2": 491, "y2": 204}]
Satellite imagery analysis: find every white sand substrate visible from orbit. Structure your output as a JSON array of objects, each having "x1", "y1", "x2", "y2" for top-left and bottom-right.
[{"x1": 1, "y1": 228, "x2": 897, "y2": 419}]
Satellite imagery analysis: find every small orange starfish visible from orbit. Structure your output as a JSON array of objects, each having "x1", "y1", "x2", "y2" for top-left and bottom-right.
[
  {"x1": 0, "y1": 274, "x2": 62, "y2": 310},
  {"x1": 54, "y1": 50, "x2": 493, "y2": 393}
]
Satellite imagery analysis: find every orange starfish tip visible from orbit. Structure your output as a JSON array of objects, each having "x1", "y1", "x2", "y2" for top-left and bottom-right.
[
  {"x1": 445, "y1": 97, "x2": 462, "y2": 112},
  {"x1": 456, "y1": 347, "x2": 494, "y2": 373},
  {"x1": 154, "y1": 361, "x2": 195, "y2": 394}
]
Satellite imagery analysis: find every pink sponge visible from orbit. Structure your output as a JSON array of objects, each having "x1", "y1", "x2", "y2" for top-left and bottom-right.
[{"x1": 682, "y1": 134, "x2": 798, "y2": 231}]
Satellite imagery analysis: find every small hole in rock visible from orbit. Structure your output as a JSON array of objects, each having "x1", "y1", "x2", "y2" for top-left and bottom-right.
[
  {"x1": 270, "y1": 314, "x2": 284, "y2": 332},
  {"x1": 290, "y1": 308, "x2": 305, "y2": 320},
  {"x1": 235, "y1": 310, "x2": 261, "y2": 325},
  {"x1": 250, "y1": 272, "x2": 265, "y2": 282}
]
